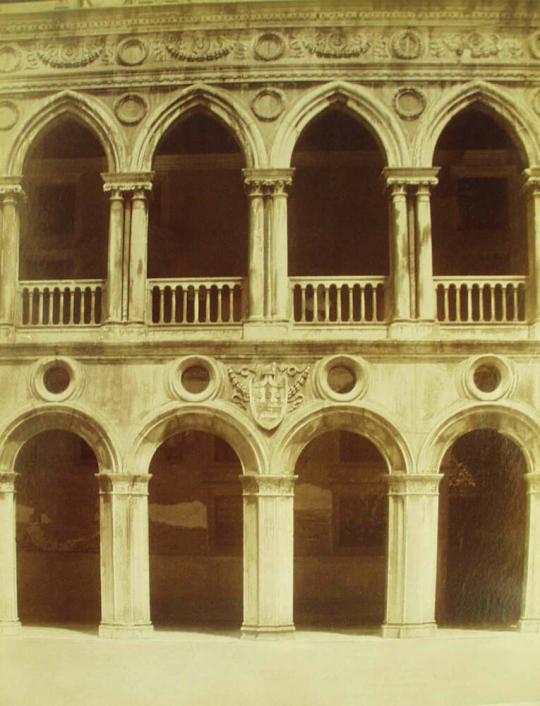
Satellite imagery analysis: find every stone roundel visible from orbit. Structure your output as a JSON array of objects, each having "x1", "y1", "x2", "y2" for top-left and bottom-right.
[
  {"x1": 167, "y1": 355, "x2": 224, "y2": 402},
  {"x1": 461, "y1": 354, "x2": 515, "y2": 402},
  {"x1": 254, "y1": 32, "x2": 286, "y2": 61},
  {"x1": 251, "y1": 88, "x2": 286, "y2": 121},
  {"x1": 117, "y1": 37, "x2": 148, "y2": 66},
  {"x1": 313, "y1": 354, "x2": 369, "y2": 403},
  {"x1": 0, "y1": 101, "x2": 19, "y2": 130},
  {"x1": 29, "y1": 356, "x2": 83, "y2": 403},
  {"x1": 529, "y1": 30, "x2": 540, "y2": 59},
  {"x1": 114, "y1": 93, "x2": 148, "y2": 125},
  {"x1": 0, "y1": 45, "x2": 21, "y2": 73},
  {"x1": 393, "y1": 88, "x2": 426, "y2": 120},
  {"x1": 532, "y1": 89, "x2": 540, "y2": 117},
  {"x1": 391, "y1": 30, "x2": 423, "y2": 60}
]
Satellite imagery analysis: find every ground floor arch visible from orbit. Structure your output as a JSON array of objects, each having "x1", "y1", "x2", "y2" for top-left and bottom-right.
[
  {"x1": 148, "y1": 430, "x2": 243, "y2": 627},
  {"x1": 437, "y1": 429, "x2": 527, "y2": 627}
]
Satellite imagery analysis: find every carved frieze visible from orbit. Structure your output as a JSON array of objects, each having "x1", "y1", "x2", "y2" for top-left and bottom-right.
[
  {"x1": 254, "y1": 32, "x2": 286, "y2": 61},
  {"x1": 165, "y1": 32, "x2": 235, "y2": 62},
  {"x1": 228, "y1": 362, "x2": 309, "y2": 430},
  {"x1": 429, "y1": 32, "x2": 523, "y2": 59},
  {"x1": 34, "y1": 39, "x2": 105, "y2": 68},
  {"x1": 301, "y1": 29, "x2": 370, "y2": 58},
  {"x1": 391, "y1": 30, "x2": 424, "y2": 59},
  {"x1": 117, "y1": 37, "x2": 148, "y2": 66},
  {"x1": 0, "y1": 45, "x2": 21, "y2": 73}
]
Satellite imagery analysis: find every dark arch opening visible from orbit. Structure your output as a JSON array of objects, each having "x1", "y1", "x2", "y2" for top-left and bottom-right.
[
  {"x1": 21, "y1": 117, "x2": 108, "y2": 281},
  {"x1": 148, "y1": 113, "x2": 247, "y2": 280},
  {"x1": 289, "y1": 109, "x2": 388, "y2": 278},
  {"x1": 436, "y1": 429, "x2": 526, "y2": 627},
  {"x1": 148, "y1": 430, "x2": 243, "y2": 628},
  {"x1": 15, "y1": 430, "x2": 100, "y2": 627},
  {"x1": 432, "y1": 107, "x2": 527, "y2": 278},
  {"x1": 293, "y1": 430, "x2": 387, "y2": 628}
]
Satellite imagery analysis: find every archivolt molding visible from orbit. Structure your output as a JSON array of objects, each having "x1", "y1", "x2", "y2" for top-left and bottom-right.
[
  {"x1": 272, "y1": 401, "x2": 413, "y2": 476},
  {"x1": 413, "y1": 80, "x2": 540, "y2": 167},
  {"x1": 6, "y1": 90, "x2": 125, "y2": 175},
  {"x1": 270, "y1": 81, "x2": 409, "y2": 168},
  {"x1": 0, "y1": 402, "x2": 120, "y2": 475},
  {"x1": 126, "y1": 400, "x2": 268, "y2": 476},
  {"x1": 131, "y1": 83, "x2": 267, "y2": 171},
  {"x1": 418, "y1": 401, "x2": 540, "y2": 475}
]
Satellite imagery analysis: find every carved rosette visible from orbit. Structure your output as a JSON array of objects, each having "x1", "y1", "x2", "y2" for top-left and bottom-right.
[
  {"x1": 35, "y1": 39, "x2": 105, "y2": 68},
  {"x1": 302, "y1": 29, "x2": 370, "y2": 58},
  {"x1": 228, "y1": 362, "x2": 309, "y2": 430},
  {"x1": 165, "y1": 32, "x2": 235, "y2": 62}
]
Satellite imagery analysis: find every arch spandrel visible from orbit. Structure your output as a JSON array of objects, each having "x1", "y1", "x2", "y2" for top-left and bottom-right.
[
  {"x1": 131, "y1": 83, "x2": 267, "y2": 172},
  {"x1": 6, "y1": 90, "x2": 126, "y2": 176},
  {"x1": 270, "y1": 81, "x2": 409, "y2": 169},
  {"x1": 127, "y1": 402, "x2": 268, "y2": 477},
  {"x1": 272, "y1": 403, "x2": 413, "y2": 476},
  {"x1": 414, "y1": 81, "x2": 540, "y2": 168},
  {"x1": 0, "y1": 404, "x2": 120, "y2": 475},
  {"x1": 419, "y1": 402, "x2": 540, "y2": 476}
]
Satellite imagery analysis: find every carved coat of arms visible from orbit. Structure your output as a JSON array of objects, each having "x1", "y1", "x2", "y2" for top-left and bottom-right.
[{"x1": 228, "y1": 362, "x2": 310, "y2": 430}]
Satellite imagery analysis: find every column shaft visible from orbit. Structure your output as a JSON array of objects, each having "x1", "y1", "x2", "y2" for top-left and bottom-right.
[
  {"x1": 388, "y1": 184, "x2": 411, "y2": 322},
  {"x1": 245, "y1": 180, "x2": 265, "y2": 322},
  {"x1": 98, "y1": 474, "x2": 152, "y2": 638},
  {"x1": 128, "y1": 190, "x2": 149, "y2": 324},
  {"x1": 0, "y1": 189, "x2": 22, "y2": 326},
  {"x1": 415, "y1": 184, "x2": 436, "y2": 321},
  {"x1": 269, "y1": 187, "x2": 290, "y2": 321},
  {"x1": 383, "y1": 474, "x2": 441, "y2": 638},
  {"x1": 0, "y1": 473, "x2": 21, "y2": 633},
  {"x1": 520, "y1": 473, "x2": 540, "y2": 632},
  {"x1": 525, "y1": 181, "x2": 540, "y2": 325},
  {"x1": 242, "y1": 475, "x2": 295, "y2": 637},
  {"x1": 104, "y1": 190, "x2": 125, "y2": 323}
]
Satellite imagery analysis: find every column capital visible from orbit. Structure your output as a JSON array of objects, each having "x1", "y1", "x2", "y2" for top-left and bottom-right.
[
  {"x1": 101, "y1": 172, "x2": 154, "y2": 194},
  {"x1": 521, "y1": 167, "x2": 540, "y2": 194},
  {"x1": 385, "y1": 473, "x2": 441, "y2": 496},
  {"x1": 0, "y1": 177, "x2": 25, "y2": 201},
  {"x1": 0, "y1": 472, "x2": 18, "y2": 493},
  {"x1": 524, "y1": 472, "x2": 540, "y2": 494},
  {"x1": 241, "y1": 474, "x2": 296, "y2": 497},
  {"x1": 97, "y1": 473, "x2": 152, "y2": 496},
  {"x1": 383, "y1": 167, "x2": 440, "y2": 190},
  {"x1": 242, "y1": 168, "x2": 294, "y2": 196}
]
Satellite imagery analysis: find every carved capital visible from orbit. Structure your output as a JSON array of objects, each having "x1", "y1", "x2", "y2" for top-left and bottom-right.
[
  {"x1": 525, "y1": 472, "x2": 540, "y2": 495},
  {"x1": 241, "y1": 474, "x2": 296, "y2": 497},
  {"x1": 521, "y1": 168, "x2": 540, "y2": 195},
  {"x1": 97, "y1": 473, "x2": 152, "y2": 496},
  {"x1": 0, "y1": 472, "x2": 18, "y2": 494},
  {"x1": 385, "y1": 473, "x2": 442, "y2": 496},
  {"x1": 243, "y1": 168, "x2": 294, "y2": 197},
  {"x1": 0, "y1": 177, "x2": 25, "y2": 202},
  {"x1": 102, "y1": 172, "x2": 154, "y2": 195},
  {"x1": 383, "y1": 167, "x2": 439, "y2": 191}
]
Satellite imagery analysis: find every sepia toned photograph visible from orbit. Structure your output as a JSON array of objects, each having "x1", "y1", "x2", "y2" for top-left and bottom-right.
[{"x1": 0, "y1": 0, "x2": 539, "y2": 704}]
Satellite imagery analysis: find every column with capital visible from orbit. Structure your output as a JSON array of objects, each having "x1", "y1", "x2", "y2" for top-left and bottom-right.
[
  {"x1": 384, "y1": 173, "x2": 412, "y2": 328},
  {"x1": 0, "y1": 472, "x2": 21, "y2": 633},
  {"x1": 383, "y1": 473, "x2": 441, "y2": 638},
  {"x1": 267, "y1": 171, "x2": 294, "y2": 323},
  {"x1": 414, "y1": 171, "x2": 439, "y2": 323},
  {"x1": 128, "y1": 180, "x2": 153, "y2": 324},
  {"x1": 243, "y1": 172, "x2": 266, "y2": 322},
  {"x1": 520, "y1": 472, "x2": 540, "y2": 632},
  {"x1": 98, "y1": 473, "x2": 153, "y2": 638},
  {"x1": 523, "y1": 169, "x2": 540, "y2": 335},
  {"x1": 0, "y1": 179, "x2": 24, "y2": 329},
  {"x1": 241, "y1": 474, "x2": 296, "y2": 637},
  {"x1": 102, "y1": 176, "x2": 126, "y2": 323}
]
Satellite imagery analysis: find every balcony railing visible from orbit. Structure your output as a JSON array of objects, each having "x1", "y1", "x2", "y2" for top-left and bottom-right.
[
  {"x1": 290, "y1": 277, "x2": 387, "y2": 324},
  {"x1": 19, "y1": 280, "x2": 104, "y2": 326},
  {"x1": 148, "y1": 278, "x2": 245, "y2": 325},
  {"x1": 434, "y1": 276, "x2": 527, "y2": 323}
]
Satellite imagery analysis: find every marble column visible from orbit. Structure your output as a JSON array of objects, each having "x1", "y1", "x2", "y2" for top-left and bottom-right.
[
  {"x1": 383, "y1": 473, "x2": 441, "y2": 638},
  {"x1": 520, "y1": 472, "x2": 540, "y2": 632},
  {"x1": 523, "y1": 170, "x2": 540, "y2": 331},
  {"x1": 0, "y1": 181, "x2": 24, "y2": 328},
  {"x1": 102, "y1": 183, "x2": 125, "y2": 324},
  {"x1": 267, "y1": 172, "x2": 294, "y2": 322},
  {"x1": 241, "y1": 474, "x2": 295, "y2": 637},
  {"x1": 386, "y1": 180, "x2": 411, "y2": 324},
  {"x1": 128, "y1": 185, "x2": 152, "y2": 325},
  {"x1": 414, "y1": 175, "x2": 439, "y2": 322},
  {"x1": 0, "y1": 472, "x2": 21, "y2": 634},
  {"x1": 243, "y1": 173, "x2": 266, "y2": 322},
  {"x1": 98, "y1": 474, "x2": 153, "y2": 638}
]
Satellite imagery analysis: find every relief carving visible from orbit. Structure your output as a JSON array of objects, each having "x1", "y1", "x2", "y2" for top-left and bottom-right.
[
  {"x1": 228, "y1": 362, "x2": 310, "y2": 430},
  {"x1": 0, "y1": 101, "x2": 19, "y2": 130},
  {"x1": 165, "y1": 32, "x2": 235, "y2": 62},
  {"x1": 0, "y1": 45, "x2": 22, "y2": 73},
  {"x1": 302, "y1": 29, "x2": 370, "y2": 58},
  {"x1": 34, "y1": 39, "x2": 105, "y2": 68},
  {"x1": 391, "y1": 30, "x2": 424, "y2": 59},
  {"x1": 254, "y1": 32, "x2": 286, "y2": 61}
]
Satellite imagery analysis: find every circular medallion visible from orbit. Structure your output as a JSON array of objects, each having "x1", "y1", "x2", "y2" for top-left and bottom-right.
[
  {"x1": 251, "y1": 88, "x2": 285, "y2": 121},
  {"x1": 313, "y1": 355, "x2": 369, "y2": 402},
  {"x1": 0, "y1": 101, "x2": 18, "y2": 130},
  {"x1": 532, "y1": 89, "x2": 540, "y2": 116},
  {"x1": 167, "y1": 355, "x2": 223, "y2": 402},
  {"x1": 254, "y1": 32, "x2": 285, "y2": 61},
  {"x1": 462, "y1": 355, "x2": 514, "y2": 401},
  {"x1": 391, "y1": 30, "x2": 423, "y2": 60},
  {"x1": 30, "y1": 357, "x2": 82, "y2": 403},
  {"x1": 393, "y1": 88, "x2": 426, "y2": 120},
  {"x1": 529, "y1": 30, "x2": 540, "y2": 59},
  {"x1": 114, "y1": 93, "x2": 148, "y2": 125},
  {"x1": 0, "y1": 46, "x2": 21, "y2": 73},
  {"x1": 117, "y1": 37, "x2": 148, "y2": 66}
]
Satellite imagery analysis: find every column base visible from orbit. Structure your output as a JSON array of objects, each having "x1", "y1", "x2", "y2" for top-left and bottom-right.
[
  {"x1": 241, "y1": 624, "x2": 296, "y2": 640},
  {"x1": 387, "y1": 320, "x2": 417, "y2": 340},
  {"x1": 99, "y1": 623, "x2": 154, "y2": 639},
  {"x1": 102, "y1": 322, "x2": 147, "y2": 341},
  {"x1": 0, "y1": 325, "x2": 15, "y2": 342},
  {"x1": 0, "y1": 620, "x2": 22, "y2": 635},
  {"x1": 243, "y1": 320, "x2": 291, "y2": 340},
  {"x1": 518, "y1": 618, "x2": 540, "y2": 633},
  {"x1": 382, "y1": 622, "x2": 437, "y2": 638},
  {"x1": 529, "y1": 322, "x2": 540, "y2": 340}
]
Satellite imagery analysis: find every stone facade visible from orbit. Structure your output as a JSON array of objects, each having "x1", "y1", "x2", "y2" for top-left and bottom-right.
[{"x1": 0, "y1": 0, "x2": 540, "y2": 638}]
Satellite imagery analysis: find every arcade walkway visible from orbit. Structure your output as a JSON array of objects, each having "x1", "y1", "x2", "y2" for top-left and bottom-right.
[{"x1": 1, "y1": 627, "x2": 539, "y2": 706}]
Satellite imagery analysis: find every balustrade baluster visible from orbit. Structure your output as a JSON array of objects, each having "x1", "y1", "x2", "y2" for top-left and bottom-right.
[
  {"x1": 359, "y1": 285, "x2": 365, "y2": 322},
  {"x1": 336, "y1": 284, "x2": 342, "y2": 322},
  {"x1": 501, "y1": 284, "x2": 508, "y2": 322}
]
